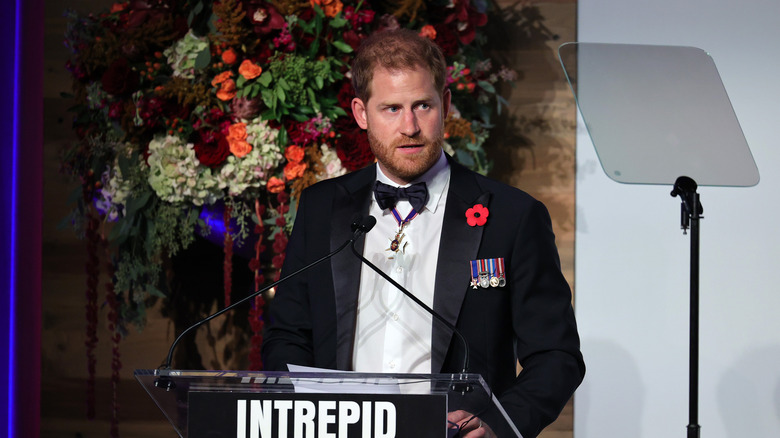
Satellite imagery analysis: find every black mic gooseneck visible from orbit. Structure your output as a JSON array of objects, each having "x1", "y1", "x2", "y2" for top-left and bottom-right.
[
  {"x1": 350, "y1": 215, "x2": 470, "y2": 374},
  {"x1": 159, "y1": 215, "x2": 374, "y2": 372}
]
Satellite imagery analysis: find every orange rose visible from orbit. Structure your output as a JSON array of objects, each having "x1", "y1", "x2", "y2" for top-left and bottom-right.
[
  {"x1": 238, "y1": 59, "x2": 263, "y2": 80},
  {"x1": 267, "y1": 176, "x2": 285, "y2": 193},
  {"x1": 284, "y1": 161, "x2": 307, "y2": 181},
  {"x1": 284, "y1": 145, "x2": 305, "y2": 163},
  {"x1": 419, "y1": 25, "x2": 437, "y2": 40},
  {"x1": 211, "y1": 70, "x2": 234, "y2": 86},
  {"x1": 222, "y1": 48, "x2": 238, "y2": 65},
  {"x1": 229, "y1": 138, "x2": 252, "y2": 158},
  {"x1": 217, "y1": 79, "x2": 237, "y2": 101},
  {"x1": 227, "y1": 122, "x2": 248, "y2": 140},
  {"x1": 310, "y1": 0, "x2": 343, "y2": 18}
]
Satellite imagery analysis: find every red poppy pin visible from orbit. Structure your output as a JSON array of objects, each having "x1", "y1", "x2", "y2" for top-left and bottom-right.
[{"x1": 466, "y1": 204, "x2": 489, "y2": 227}]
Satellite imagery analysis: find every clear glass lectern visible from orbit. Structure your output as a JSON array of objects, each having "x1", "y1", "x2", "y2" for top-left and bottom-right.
[{"x1": 136, "y1": 369, "x2": 523, "y2": 437}]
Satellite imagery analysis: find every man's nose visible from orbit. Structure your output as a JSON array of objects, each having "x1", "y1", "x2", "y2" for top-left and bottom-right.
[{"x1": 399, "y1": 111, "x2": 420, "y2": 137}]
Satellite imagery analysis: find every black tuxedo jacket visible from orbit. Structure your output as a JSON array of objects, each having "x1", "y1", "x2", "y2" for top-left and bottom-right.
[{"x1": 262, "y1": 157, "x2": 585, "y2": 437}]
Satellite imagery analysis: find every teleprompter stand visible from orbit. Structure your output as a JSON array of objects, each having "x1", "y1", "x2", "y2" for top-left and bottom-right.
[
  {"x1": 558, "y1": 42, "x2": 760, "y2": 437},
  {"x1": 136, "y1": 369, "x2": 523, "y2": 437}
]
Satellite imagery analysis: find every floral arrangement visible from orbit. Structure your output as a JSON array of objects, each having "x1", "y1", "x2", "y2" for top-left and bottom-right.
[{"x1": 63, "y1": 0, "x2": 522, "y2": 381}]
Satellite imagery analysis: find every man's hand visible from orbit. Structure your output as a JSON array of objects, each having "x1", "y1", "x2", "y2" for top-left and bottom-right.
[{"x1": 448, "y1": 410, "x2": 497, "y2": 438}]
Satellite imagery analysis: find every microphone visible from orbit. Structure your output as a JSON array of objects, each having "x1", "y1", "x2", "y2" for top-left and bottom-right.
[
  {"x1": 156, "y1": 214, "x2": 372, "y2": 388},
  {"x1": 351, "y1": 214, "x2": 377, "y2": 236},
  {"x1": 349, "y1": 215, "x2": 471, "y2": 375}
]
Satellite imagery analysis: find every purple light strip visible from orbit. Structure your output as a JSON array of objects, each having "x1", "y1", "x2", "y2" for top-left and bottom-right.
[{"x1": 8, "y1": 0, "x2": 20, "y2": 436}]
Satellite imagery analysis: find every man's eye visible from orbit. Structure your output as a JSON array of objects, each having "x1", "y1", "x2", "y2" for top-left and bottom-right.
[{"x1": 417, "y1": 103, "x2": 431, "y2": 110}]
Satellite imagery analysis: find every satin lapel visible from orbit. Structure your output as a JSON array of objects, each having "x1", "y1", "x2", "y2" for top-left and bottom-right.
[
  {"x1": 431, "y1": 161, "x2": 490, "y2": 372},
  {"x1": 330, "y1": 166, "x2": 375, "y2": 370}
]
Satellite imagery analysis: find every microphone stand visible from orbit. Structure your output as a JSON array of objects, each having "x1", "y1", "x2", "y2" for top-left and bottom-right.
[
  {"x1": 155, "y1": 217, "x2": 373, "y2": 390},
  {"x1": 349, "y1": 240, "x2": 471, "y2": 375},
  {"x1": 671, "y1": 176, "x2": 703, "y2": 438}
]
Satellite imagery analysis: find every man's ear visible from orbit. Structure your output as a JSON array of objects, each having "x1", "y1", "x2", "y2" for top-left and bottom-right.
[
  {"x1": 352, "y1": 97, "x2": 368, "y2": 130},
  {"x1": 442, "y1": 88, "x2": 452, "y2": 119}
]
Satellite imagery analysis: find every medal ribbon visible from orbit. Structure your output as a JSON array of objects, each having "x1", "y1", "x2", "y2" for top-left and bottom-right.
[{"x1": 391, "y1": 208, "x2": 419, "y2": 228}]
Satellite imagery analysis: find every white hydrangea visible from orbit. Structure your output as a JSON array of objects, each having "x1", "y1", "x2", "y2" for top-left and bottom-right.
[
  {"x1": 318, "y1": 144, "x2": 347, "y2": 181},
  {"x1": 217, "y1": 119, "x2": 283, "y2": 197},
  {"x1": 147, "y1": 135, "x2": 222, "y2": 206},
  {"x1": 164, "y1": 31, "x2": 208, "y2": 79}
]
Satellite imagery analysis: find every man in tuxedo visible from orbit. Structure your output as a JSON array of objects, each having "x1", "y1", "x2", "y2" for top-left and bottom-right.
[{"x1": 262, "y1": 29, "x2": 584, "y2": 437}]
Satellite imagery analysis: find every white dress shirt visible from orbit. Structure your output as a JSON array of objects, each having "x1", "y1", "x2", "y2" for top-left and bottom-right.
[{"x1": 352, "y1": 152, "x2": 451, "y2": 373}]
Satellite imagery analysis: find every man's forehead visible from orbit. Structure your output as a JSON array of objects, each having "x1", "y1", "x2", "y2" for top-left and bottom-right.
[{"x1": 365, "y1": 66, "x2": 441, "y2": 100}]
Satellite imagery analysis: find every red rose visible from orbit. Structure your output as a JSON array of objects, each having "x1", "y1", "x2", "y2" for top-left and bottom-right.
[
  {"x1": 194, "y1": 130, "x2": 230, "y2": 168},
  {"x1": 272, "y1": 232, "x2": 288, "y2": 253},
  {"x1": 336, "y1": 80, "x2": 355, "y2": 115},
  {"x1": 107, "y1": 101, "x2": 125, "y2": 119},
  {"x1": 433, "y1": 24, "x2": 459, "y2": 57},
  {"x1": 342, "y1": 30, "x2": 364, "y2": 51},
  {"x1": 272, "y1": 254, "x2": 285, "y2": 270},
  {"x1": 333, "y1": 118, "x2": 375, "y2": 171},
  {"x1": 101, "y1": 57, "x2": 139, "y2": 96},
  {"x1": 286, "y1": 120, "x2": 318, "y2": 146}
]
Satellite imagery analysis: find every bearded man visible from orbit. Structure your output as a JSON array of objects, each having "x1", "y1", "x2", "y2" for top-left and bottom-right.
[{"x1": 263, "y1": 28, "x2": 584, "y2": 438}]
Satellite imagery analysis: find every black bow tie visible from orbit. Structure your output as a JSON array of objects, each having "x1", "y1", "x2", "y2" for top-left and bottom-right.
[{"x1": 373, "y1": 181, "x2": 429, "y2": 212}]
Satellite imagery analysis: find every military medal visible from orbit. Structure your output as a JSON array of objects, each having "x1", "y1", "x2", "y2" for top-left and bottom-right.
[
  {"x1": 386, "y1": 207, "x2": 418, "y2": 257},
  {"x1": 470, "y1": 258, "x2": 507, "y2": 288},
  {"x1": 496, "y1": 257, "x2": 507, "y2": 287},
  {"x1": 387, "y1": 228, "x2": 407, "y2": 255},
  {"x1": 469, "y1": 260, "x2": 480, "y2": 289},
  {"x1": 478, "y1": 259, "x2": 490, "y2": 288},
  {"x1": 487, "y1": 258, "x2": 499, "y2": 287}
]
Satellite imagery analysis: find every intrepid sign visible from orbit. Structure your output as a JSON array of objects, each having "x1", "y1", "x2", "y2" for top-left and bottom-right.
[{"x1": 188, "y1": 392, "x2": 446, "y2": 438}]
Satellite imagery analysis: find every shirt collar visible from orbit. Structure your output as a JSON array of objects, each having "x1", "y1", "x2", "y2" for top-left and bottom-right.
[{"x1": 375, "y1": 150, "x2": 450, "y2": 214}]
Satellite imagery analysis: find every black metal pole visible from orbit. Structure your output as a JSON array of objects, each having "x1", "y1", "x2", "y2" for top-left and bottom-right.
[
  {"x1": 687, "y1": 191, "x2": 701, "y2": 438},
  {"x1": 671, "y1": 176, "x2": 702, "y2": 438}
]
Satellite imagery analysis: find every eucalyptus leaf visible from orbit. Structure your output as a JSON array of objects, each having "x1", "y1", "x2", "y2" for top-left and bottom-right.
[
  {"x1": 125, "y1": 191, "x2": 151, "y2": 218},
  {"x1": 455, "y1": 149, "x2": 476, "y2": 167},
  {"x1": 330, "y1": 15, "x2": 348, "y2": 28},
  {"x1": 107, "y1": 220, "x2": 125, "y2": 243},
  {"x1": 258, "y1": 71, "x2": 273, "y2": 87},
  {"x1": 477, "y1": 80, "x2": 495, "y2": 94},
  {"x1": 307, "y1": 88, "x2": 318, "y2": 110},
  {"x1": 193, "y1": 46, "x2": 211, "y2": 70},
  {"x1": 308, "y1": 40, "x2": 320, "y2": 58},
  {"x1": 145, "y1": 283, "x2": 167, "y2": 298},
  {"x1": 292, "y1": 112, "x2": 309, "y2": 122},
  {"x1": 466, "y1": 141, "x2": 481, "y2": 152},
  {"x1": 331, "y1": 40, "x2": 353, "y2": 54}
]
